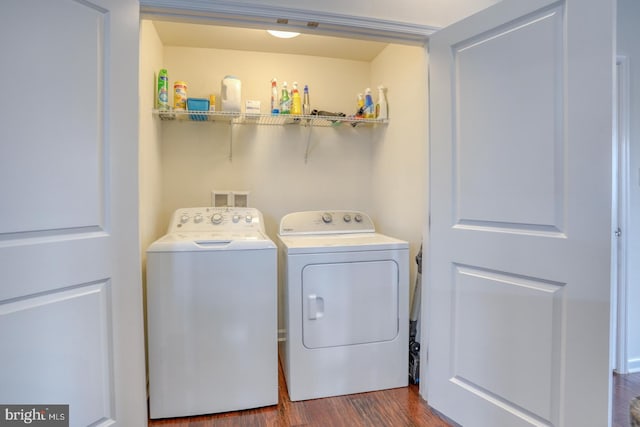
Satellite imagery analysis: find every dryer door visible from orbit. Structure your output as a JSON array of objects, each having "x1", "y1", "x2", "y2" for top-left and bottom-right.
[{"x1": 302, "y1": 260, "x2": 399, "y2": 349}]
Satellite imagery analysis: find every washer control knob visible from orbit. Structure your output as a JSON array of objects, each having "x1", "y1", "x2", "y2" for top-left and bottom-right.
[
  {"x1": 354, "y1": 214, "x2": 363, "y2": 223},
  {"x1": 194, "y1": 214, "x2": 203, "y2": 223},
  {"x1": 211, "y1": 213, "x2": 223, "y2": 224},
  {"x1": 180, "y1": 214, "x2": 190, "y2": 224},
  {"x1": 343, "y1": 214, "x2": 352, "y2": 223},
  {"x1": 245, "y1": 215, "x2": 253, "y2": 223},
  {"x1": 322, "y1": 213, "x2": 333, "y2": 224},
  {"x1": 232, "y1": 214, "x2": 241, "y2": 223}
]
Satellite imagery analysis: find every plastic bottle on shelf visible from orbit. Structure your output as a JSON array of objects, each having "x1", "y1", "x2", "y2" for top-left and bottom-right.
[
  {"x1": 173, "y1": 81, "x2": 188, "y2": 111},
  {"x1": 291, "y1": 82, "x2": 302, "y2": 115},
  {"x1": 157, "y1": 69, "x2": 169, "y2": 110},
  {"x1": 355, "y1": 93, "x2": 365, "y2": 118},
  {"x1": 209, "y1": 94, "x2": 216, "y2": 112},
  {"x1": 280, "y1": 81, "x2": 291, "y2": 114},
  {"x1": 271, "y1": 78, "x2": 279, "y2": 115},
  {"x1": 302, "y1": 85, "x2": 311, "y2": 115},
  {"x1": 376, "y1": 86, "x2": 388, "y2": 120},
  {"x1": 364, "y1": 88, "x2": 375, "y2": 119},
  {"x1": 221, "y1": 75, "x2": 242, "y2": 112}
]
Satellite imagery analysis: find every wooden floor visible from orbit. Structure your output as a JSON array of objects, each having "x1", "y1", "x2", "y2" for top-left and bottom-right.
[
  {"x1": 148, "y1": 361, "x2": 450, "y2": 427},
  {"x1": 613, "y1": 372, "x2": 640, "y2": 427},
  {"x1": 149, "y1": 368, "x2": 640, "y2": 427}
]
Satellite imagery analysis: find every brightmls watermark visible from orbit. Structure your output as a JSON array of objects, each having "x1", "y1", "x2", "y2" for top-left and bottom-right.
[{"x1": 0, "y1": 405, "x2": 68, "y2": 426}]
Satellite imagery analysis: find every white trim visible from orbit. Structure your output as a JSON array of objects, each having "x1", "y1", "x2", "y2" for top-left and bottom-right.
[
  {"x1": 614, "y1": 55, "x2": 631, "y2": 375},
  {"x1": 139, "y1": 0, "x2": 438, "y2": 44},
  {"x1": 629, "y1": 358, "x2": 640, "y2": 374}
]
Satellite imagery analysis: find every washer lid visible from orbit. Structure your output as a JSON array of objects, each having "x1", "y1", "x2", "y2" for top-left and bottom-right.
[
  {"x1": 147, "y1": 231, "x2": 276, "y2": 252},
  {"x1": 278, "y1": 232, "x2": 408, "y2": 254}
]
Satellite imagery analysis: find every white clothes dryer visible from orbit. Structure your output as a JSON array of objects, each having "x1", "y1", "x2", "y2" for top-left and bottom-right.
[
  {"x1": 277, "y1": 210, "x2": 409, "y2": 401},
  {"x1": 146, "y1": 207, "x2": 277, "y2": 419}
]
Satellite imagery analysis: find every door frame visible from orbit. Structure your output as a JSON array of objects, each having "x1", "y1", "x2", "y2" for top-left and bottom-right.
[
  {"x1": 613, "y1": 55, "x2": 630, "y2": 375},
  {"x1": 139, "y1": 0, "x2": 438, "y2": 43},
  {"x1": 139, "y1": 0, "x2": 436, "y2": 398}
]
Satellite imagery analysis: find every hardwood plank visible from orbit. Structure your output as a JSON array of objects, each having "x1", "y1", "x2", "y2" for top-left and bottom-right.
[
  {"x1": 148, "y1": 366, "x2": 640, "y2": 426},
  {"x1": 149, "y1": 360, "x2": 450, "y2": 426},
  {"x1": 613, "y1": 372, "x2": 640, "y2": 427}
]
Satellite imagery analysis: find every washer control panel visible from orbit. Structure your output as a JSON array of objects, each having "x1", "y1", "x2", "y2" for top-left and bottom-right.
[
  {"x1": 168, "y1": 207, "x2": 264, "y2": 233},
  {"x1": 279, "y1": 210, "x2": 375, "y2": 235}
]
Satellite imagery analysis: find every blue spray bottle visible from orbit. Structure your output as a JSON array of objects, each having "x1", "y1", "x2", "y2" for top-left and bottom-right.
[{"x1": 364, "y1": 88, "x2": 375, "y2": 119}]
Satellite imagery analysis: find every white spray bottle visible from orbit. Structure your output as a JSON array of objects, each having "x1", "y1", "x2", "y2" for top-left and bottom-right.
[{"x1": 376, "y1": 86, "x2": 388, "y2": 120}]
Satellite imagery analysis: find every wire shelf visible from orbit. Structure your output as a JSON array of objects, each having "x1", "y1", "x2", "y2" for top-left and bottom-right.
[{"x1": 153, "y1": 110, "x2": 387, "y2": 127}]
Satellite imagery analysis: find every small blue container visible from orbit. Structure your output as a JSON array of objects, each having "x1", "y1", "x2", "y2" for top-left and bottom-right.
[{"x1": 187, "y1": 98, "x2": 210, "y2": 121}]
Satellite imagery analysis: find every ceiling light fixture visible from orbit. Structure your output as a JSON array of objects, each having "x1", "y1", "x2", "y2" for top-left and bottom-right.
[{"x1": 267, "y1": 30, "x2": 301, "y2": 39}]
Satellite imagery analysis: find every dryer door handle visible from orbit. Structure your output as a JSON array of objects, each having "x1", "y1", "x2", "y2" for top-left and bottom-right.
[{"x1": 307, "y1": 294, "x2": 325, "y2": 320}]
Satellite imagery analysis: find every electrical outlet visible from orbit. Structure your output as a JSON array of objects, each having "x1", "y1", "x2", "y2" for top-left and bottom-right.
[
  {"x1": 212, "y1": 191, "x2": 230, "y2": 207},
  {"x1": 211, "y1": 190, "x2": 250, "y2": 207},
  {"x1": 233, "y1": 192, "x2": 249, "y2": 207}
]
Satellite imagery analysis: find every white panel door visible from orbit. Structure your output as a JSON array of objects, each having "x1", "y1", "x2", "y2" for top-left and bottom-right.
[
  {"x1": 428, "y1": 0, "x2": 614, "y2": 426},
  {"x1": 0, "y1": 1, "x2": 146, "y2": 426}
]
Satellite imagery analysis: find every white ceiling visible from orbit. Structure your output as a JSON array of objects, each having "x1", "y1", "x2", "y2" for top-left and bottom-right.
[{"x1": 152, "y1": 20, "x2": 390, "y2": 62}]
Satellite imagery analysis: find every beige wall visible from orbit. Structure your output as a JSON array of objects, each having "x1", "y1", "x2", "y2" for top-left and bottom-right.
[
  {"x1": 139, "y1": 19, "x2": 165, "y2": 382},
  {"x1": 139, "y1": 20, "x2": 427, "y2": 295},
  {"x1": 370, "y1": 44, "x2": 428, "y2": 292},
  {"x1": 139, "y1": 21, "x2": 164, "y2": 272},
  {"x1": 158, "y1": 45, "x2": 376, "y2": 236}
]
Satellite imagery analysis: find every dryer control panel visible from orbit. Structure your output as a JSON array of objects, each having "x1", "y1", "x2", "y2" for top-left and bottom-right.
[
  {"x1": 279, "y1": 210, "x2": 375, "y2": 235},
  {"x1": 167, "y1": 207, "x2": 265, "y2": 233}
]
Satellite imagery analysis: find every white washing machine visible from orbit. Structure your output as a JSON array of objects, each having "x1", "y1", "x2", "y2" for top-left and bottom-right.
[
  {"x1": 146, "y1": 207, "x2": 277, "y2": 419},
  {"x1": 277, "y1": 210, "x2": 409, "y2": 401}
]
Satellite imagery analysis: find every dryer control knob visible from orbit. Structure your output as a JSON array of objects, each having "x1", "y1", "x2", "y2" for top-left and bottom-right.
[
  {"x1": 232, "y1": 214, "x2": 241, "y2": 223},
  {"x1": 245, "y1": 215, "x2": 253, "y2": 223},
  {"x1": 211, "y1": 213, "x2": 223, "y2": 224},
  {"x1": 343, "y1": 214, "x2": 352, "y2": 223},
  {"x1": 354, "y1": 214, "x2": 363, "y2": 223},
  {"x1": 194, "y1": 214, "x2": 203, "y2": 223},
  {"x1": 180, "y1": 214, "x2": 190, "y2": 224},
  {"x1": 322, "y1": 212, "x2": 333, "y2": 224}
]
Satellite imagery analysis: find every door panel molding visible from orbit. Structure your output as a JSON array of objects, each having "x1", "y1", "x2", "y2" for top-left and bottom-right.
[
  {"x1": 451, "y1": 5, "x2": 564, "y2": 232},
  {"x1": 0, "y1": 281, "x2": 115, "y2": 425}
]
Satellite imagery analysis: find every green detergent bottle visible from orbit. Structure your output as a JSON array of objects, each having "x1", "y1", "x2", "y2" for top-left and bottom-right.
[{"x1": 157, "y1": 69, "x2": 169, "y2": 110}]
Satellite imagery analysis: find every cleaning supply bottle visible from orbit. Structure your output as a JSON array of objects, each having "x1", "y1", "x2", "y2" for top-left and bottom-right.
[
  {"x1": 376, "y1": 86, "x2": 388, "y2": 120},
  {"x1": 355, "y1": 93, "x2": 365, "y2": 118},
  {"x1": 280, "y1": 81, "x2": 291, "y2": 114},
  {"x1": 157, "y1": 69, "x2": 169, "y2": 110},
  {"x1": 221, "y1": 75, "x2": 242, "y2": 112},
  {"x1": 173, "y1": 81, "x2": 188, "y2": 111},
  {"x1": 291, "y1": 82, "x2": 302, "y2": 115},
  {"x1": 271, "y1": 78, "x2": 279, "y2": 114},
  {"x1": 364, "y1": 88, "x2": 375, "y2": 119},
  {"x1": 302, "y1": 85, "x2": 311, "y2": 115}
]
